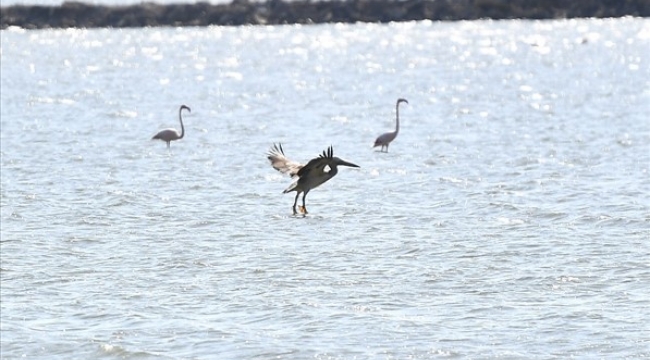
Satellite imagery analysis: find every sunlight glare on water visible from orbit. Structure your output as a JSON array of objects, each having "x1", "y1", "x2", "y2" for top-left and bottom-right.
[{"x1": 1, "y1": 18, "x2": 649, "y2": 359}]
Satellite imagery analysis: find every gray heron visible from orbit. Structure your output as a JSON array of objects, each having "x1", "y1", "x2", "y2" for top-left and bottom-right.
[
  {"x1": 152, "y1": 105, "x2": 191, "y2": 149},
  {"x1": 267, "y1": 143, "x2": 360, "y2": 215},
  {"x1": 373, "y1": 98, "x2": 408, "y2": 152}
]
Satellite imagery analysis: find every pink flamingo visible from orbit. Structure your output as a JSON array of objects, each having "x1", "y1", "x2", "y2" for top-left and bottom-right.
[
  {"x1": 373, "y1": 98, "x2": 408, "y2": 152},
  {"x1": 152, "y1": 105, "x2": 191, "y2": 149}
]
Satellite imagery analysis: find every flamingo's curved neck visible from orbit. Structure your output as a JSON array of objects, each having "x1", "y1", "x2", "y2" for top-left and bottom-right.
[
  {"x1": 178, "y1": 107, "x2": 186, "y2": 139},
  {"x1": 395, "y1": 101, "x2": 401, "y2": 135}
]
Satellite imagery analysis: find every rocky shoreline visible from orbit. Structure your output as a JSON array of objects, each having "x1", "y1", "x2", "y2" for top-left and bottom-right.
[{"x1": 2, "y1": 0, "x2": 649, "y2": 29}]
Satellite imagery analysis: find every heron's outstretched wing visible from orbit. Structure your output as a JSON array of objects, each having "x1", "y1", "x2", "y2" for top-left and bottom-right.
[
  {"x1": 267, "y1": 143, "x2": 304, "y2": 178},
  {"x1": 297, "y1": 146, "x2": 333, "y2": 178}
]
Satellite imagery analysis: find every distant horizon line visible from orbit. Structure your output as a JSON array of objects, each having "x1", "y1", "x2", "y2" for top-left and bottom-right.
[{"x1": 2, "y1": 0, "x2": 648, "y2": 30}]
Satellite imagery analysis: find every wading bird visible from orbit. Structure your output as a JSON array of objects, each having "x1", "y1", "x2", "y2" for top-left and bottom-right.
[
  {"x1": 152, "y1": 105, "x2": 191, "y2": 149},
  {"x1": 267, "y1": 143, "x2": 360, "y2": 215},
  {"x1": 373, "y1": 98, "x2": 408, "y2": 152}
]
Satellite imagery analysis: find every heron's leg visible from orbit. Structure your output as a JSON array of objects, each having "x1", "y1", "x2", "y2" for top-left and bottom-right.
[
  {"x1": 301, "y1": 193, "x2": 308, "y2": 214},
  {"x1": 292, "y1": 192, "x2": 300, "y2": 215},
  {"x1": 167, "y1": 142, "x2": 171, "y2": 149}
]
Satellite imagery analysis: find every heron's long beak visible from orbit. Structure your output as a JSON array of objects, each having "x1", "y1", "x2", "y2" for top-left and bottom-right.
[{"x1": 337, "y1": 159, "x2": 360, "y2": 168}]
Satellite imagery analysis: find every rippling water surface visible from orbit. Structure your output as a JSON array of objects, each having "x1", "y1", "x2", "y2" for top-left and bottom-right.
[{"x1": 2, "y1": 19, "x2": 649, "y2": 359}]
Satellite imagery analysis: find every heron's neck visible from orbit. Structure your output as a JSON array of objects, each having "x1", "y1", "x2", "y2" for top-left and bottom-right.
[
  {"x1": 329, "y1": 166, "x2": 339, "y2": 177},
  {"x1": 178, "y1": 108, "x2": 185, "y2": 139}
]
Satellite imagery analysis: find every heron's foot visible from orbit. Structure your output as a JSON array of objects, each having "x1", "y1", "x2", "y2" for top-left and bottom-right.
[{"x1": 299, "y1": 206, "x2": 308, "y2": 214}]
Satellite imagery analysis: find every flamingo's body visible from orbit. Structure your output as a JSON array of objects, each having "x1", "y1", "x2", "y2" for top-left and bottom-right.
[
  {"x1": 152, "y1": 105, "x2": 191, "y2": 149},
  {"x1": 374, "y1": 98, "x2": 408, "y2": 152},
  {"x1": 267, "y1": 144, "x2": 360, "y2": 215}
]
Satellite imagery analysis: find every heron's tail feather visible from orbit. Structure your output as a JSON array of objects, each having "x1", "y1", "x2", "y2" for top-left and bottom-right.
[{"x1": 283, "y1": 181, "x2": 298, "y2": 194}]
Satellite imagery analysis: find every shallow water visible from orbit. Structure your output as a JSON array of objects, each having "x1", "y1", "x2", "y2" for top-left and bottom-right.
[{"x1": 1, "y1": 18, "x2": 649, "y2": 359}]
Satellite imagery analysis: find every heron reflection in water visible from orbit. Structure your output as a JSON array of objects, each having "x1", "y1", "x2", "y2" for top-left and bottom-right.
[{"x1": 267, "y1": 143, "x2": 360, "y2": 215}]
